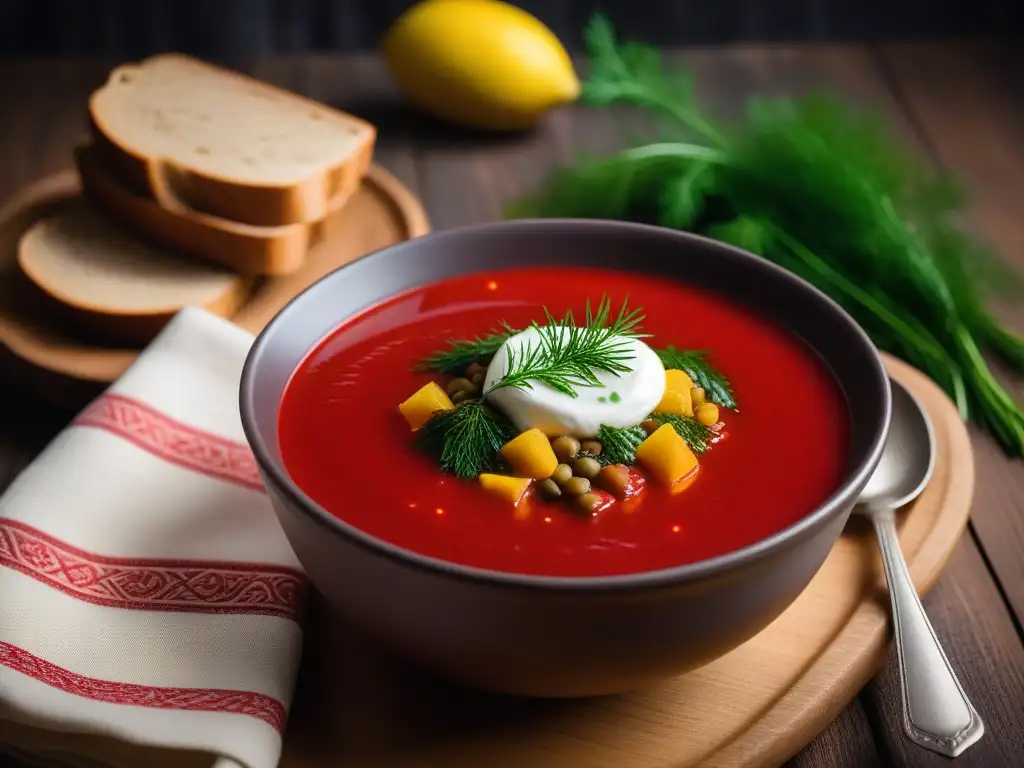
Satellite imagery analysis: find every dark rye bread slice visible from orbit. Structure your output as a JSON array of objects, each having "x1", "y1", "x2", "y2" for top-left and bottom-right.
[
  {"x1": 75, "y1": 144, "x2": 347, "y2": 276},
  {"x1": 88, "y1": 53, "x2": 376, "y2": 227}
]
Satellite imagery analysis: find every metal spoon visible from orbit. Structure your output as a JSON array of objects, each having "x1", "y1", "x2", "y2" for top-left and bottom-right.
[{"x1": 855, "y1": 377, "x2": 984, "y2": 757}]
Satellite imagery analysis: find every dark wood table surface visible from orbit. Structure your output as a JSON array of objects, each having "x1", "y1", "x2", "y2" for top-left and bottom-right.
[{"x1": 1, "y1": 42, "x2": 1023, "y2": 768}]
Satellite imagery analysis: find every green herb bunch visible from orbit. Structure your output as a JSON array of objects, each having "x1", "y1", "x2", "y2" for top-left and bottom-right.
[
  {"x1": 416, "y1": 401, "x2": 518, "y2": 478},
  {"x1": 510, "y1": 15, "x2": 1024, "y2": 456}
]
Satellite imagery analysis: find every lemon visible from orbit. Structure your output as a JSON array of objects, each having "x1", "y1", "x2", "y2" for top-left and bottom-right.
[{"x1": 382, "y1": 0, "x2": 580, "y2": 131}]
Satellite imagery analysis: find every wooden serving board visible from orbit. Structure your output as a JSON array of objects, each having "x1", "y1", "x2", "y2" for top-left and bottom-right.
[
  {"x1": 0, "y1": 165, "x2": 974, "y2": 763},
  {"x1": 0, "y1": 165, "x2": 429, "y2": 407},
  {"x1": 278, "y1": 353, "x2": 974, "y2": 768}
]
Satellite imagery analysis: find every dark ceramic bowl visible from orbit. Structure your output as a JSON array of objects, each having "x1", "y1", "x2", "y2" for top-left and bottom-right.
[{"x1": 240, "y1": 219, "x2": 891, "y2": 698}]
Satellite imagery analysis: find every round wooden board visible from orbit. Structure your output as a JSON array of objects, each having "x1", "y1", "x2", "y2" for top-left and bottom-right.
[
  {"x1": 0, "y1": 165, "x2": 429, "y2": 405},
  {"x1": 279, "y1": 353, "x2": 974, "y2": 768}
]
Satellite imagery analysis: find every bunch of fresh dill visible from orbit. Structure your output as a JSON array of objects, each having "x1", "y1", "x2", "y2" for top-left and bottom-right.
[
  {"x1": 510, "y1": 15, "x2": 1024, "y2": 457},
  {"x1": 416, "y1": 401, "x2": 518, "y2": 478}
]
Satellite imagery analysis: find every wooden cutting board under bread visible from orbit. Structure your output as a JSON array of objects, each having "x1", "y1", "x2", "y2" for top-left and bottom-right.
[{"x1": 4, "y1": 53, "x2": 382, "y2": 349}]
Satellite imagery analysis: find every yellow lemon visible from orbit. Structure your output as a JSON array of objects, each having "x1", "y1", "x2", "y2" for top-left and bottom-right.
[{"x1": 382, "y1": 0, "x2": 580, "y2": 131}]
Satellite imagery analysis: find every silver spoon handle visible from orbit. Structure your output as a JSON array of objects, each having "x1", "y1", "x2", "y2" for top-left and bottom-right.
[{"x1": 870, "y1": 504, "x2": 984, "y2": 757}]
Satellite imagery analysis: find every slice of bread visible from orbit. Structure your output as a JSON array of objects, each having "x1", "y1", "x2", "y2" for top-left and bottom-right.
[
  {"x1": 18, "y1": 200, "x2": 253, "y2": 345},
  {"x1": 88, "y1": 53, "x2": 376, "y2": 227},
  {"x1": 75, "y1": 144, "x2": 341, "y2": 276}
]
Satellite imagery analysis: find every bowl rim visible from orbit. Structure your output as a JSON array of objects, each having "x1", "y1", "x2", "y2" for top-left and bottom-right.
[{"x1": 240, "y1": 218, "x2": 892, "y2": 592}]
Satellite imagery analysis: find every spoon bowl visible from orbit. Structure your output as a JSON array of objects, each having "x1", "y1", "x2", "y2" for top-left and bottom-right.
[{"x1": 858, "y1": 379, "x2": 936, "y2": 509}]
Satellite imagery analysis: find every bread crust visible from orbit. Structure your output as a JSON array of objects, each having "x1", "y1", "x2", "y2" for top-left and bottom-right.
[
  {"x1": 75, "y1": 144, "x2": 348, "y2": 276},
  {"x1": 87, "y1": 53, "x2": 376, "y2": 227}
]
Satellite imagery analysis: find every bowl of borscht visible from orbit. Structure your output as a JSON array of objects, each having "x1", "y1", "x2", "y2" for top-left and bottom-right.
[{"x1": 240, "y1": 219, "x2": 891, "y2": 698}]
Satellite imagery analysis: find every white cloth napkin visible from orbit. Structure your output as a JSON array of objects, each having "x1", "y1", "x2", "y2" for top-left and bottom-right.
[{"x1": 0, "y1": 308, "x2": 307, "y2": 768}]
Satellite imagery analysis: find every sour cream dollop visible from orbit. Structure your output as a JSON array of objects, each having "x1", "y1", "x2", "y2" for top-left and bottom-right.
[{"x1": 483, "y1": 325, "x2": 666, "y2": 438}]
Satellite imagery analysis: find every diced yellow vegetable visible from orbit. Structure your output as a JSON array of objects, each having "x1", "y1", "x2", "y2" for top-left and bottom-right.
[
  {"x1": 695, "y1": 402, "x2": 720, "y2": 426},
  {"x1": 480, "y1": 474, "x2": 533, "y2": 506},
  {"x1": 690, "y1": 386, "x2": 706, "y2": 407},
  {"x1": 665, "y1": 368, "x2": 694, "y2": 392},
  {"x1": 656, "y1": 388, "x2": 693, "y2": 417},
  {"x1": 500, "y1": 428, "x2": 559, "y2": 479},
  {"x1": 635, "y1": 423, "x2": 699, "y2": 485},
  {"x1": 656, "y1": 369, "x2": 694, "y2": 416},
  {"x1": 398, "y1": 381, "x2": 455, "y2": 431}
]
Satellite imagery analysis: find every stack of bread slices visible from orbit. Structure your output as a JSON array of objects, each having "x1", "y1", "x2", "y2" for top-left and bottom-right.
[{"x1": 17, "y1": 53, "x2": 376, "y2": 345}]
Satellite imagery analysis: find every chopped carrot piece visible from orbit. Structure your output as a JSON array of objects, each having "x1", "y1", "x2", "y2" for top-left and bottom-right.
[
  {"x1": 500, "y1": 428, "x2": 559, "y2": 479},
  {"x1": 656, "y1": 389, "x2": 694, "y2": 417},
  {"x1": 656, "y1": 369, "x2": 694, "y2": 416},
  {"x1": 635, "y1": 423, "x2": 699, "y2": 485},
  {"x1": 665, "y1": 368, "x2": 694, "y2": 392},
  {"x1": 399, "y1": 381, "x2": 455, "y2": 431},
  {"x1": 479, "y1": 474, "x2": 533, "y2": 506}
]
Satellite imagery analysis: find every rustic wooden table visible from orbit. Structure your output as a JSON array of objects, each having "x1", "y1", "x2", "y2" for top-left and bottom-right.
[{"x1": 1, "y1": 42, "x2": 1022, "y2": 767}]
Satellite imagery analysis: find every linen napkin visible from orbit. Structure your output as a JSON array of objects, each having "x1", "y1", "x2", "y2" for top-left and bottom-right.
[{"x1": 0, "y1": 307, "x2": 307, "y2": 768}]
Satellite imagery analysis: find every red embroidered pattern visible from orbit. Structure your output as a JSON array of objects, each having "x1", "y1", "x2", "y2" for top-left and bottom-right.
[
  {"x1": 0, "y1": 520, "x2": 305, "y2": 621},
  {"x1": 74, "y1": 394, "x2": 264, "y2": 493},
  {"x1": 0, "y1": 642, "x2": 286, "y2": 733}
]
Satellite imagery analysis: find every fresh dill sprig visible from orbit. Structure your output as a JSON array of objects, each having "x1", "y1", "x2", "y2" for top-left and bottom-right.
[
  {"x1": 488, "y1": 295, "x2": 648, "y2": 398},
  {"x1": 415, "y1": 323, "x2": 518, "y2": 374},
  {"x1": 595, "y1": 424, "x2": 647, "y2": 466},
  {"x1": 508, "y1": 14, "x2": 1024, "y2": 456},
  {"x1": 649, "y1": 412, "x2": 715, "y2": 455},
  {"x1": 416, "y1": 402, "x2": 517, "y2": 478},
  {"x1": 581, "y1": 13, "x2": 726, "y2": 147},
  {"x1": 656, "y1": 347, "x2": 737, "y2": 410}
]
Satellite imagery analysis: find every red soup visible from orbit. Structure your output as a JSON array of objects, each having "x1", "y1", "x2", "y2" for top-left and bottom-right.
[{"x1": 278, "y1": 266, "x2": 850, "y2": 577}]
